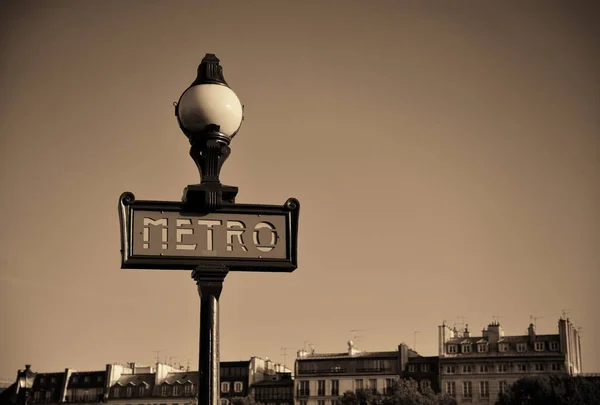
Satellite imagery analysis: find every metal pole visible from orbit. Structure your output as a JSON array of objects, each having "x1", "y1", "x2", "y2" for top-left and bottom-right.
[{"x1": 192, "y1": 265, "x2": 228, "y2": 405}]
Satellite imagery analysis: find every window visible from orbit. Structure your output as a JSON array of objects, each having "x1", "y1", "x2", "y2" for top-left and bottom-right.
[
  {"x1": 51, "y1": 378, "x2": 56, "y2": 383},
  {"x1": 552, "y1": 363, "x2": 562, "y2": 371},
  {"x1": 331, "y1": 380, "x2": 339, "y2": 396},
  {"x1": 478, "y1": 344, "x2": 488, "y2": 353},
  {"x1": 318, "y1": 380, "x2": 325, "y2": 396},
  {"x1": 45, "y1": 391, "x2": 52, "y2": 401},
  {"x1": 462, "y1": 381, "x2": 472, "y2": 398},
  {"x1": 420, "y1": 380, "x2": 431, "y2": 391},
  {"x1": 550, "y1": 342, "x2": 559, "y2": 351},
  {"x1": 408, "y1": 364, "x2": 416, "y2": 372},
  {"x1": 300, "y1": 401, "x2": 307, "y2": 405},
  {"x1": 126, "y1": 387, "x2": 132, "y2": 397},
  {"x1": 161, "y1": 386, "x2": 167, "y2": 396},
  {"x1": 462, "y1": 344, "x2": 472, "y2": 353},
  {"x1": 445, "y1": 382, "x2": 455, "y2": 397},
  {"x1": 139, "y1": 386, "x2": 146, "y2": 396},
  {"x1": 479, "y1": 365, "x2": 489, "y2": 373},
  {"x1": 462, "y1": 365, "x2": 472, "y2": 373},
  {"x1": 535, "y1": 364, "x2": 544, "y2": 372},
  {"x1": 318, "y1": 401, "x2": 325, "y2": 405},
  {"x1": 354, "y1": 380, "x2": 363, "y2": 391},
  {"x1": 447, "y1": 345, "x2": 457, "y2": 353},
  {"x1": 298, "y1": 381, "x2": 310, "y2": 396},
  {"x1": 479, "y1": 381, "x2": 489, "y2": 398},
  {"x1": 499, "y1": 343, "x2": 509, "y2": 352},
  {"x1": 498, "y1": 364, "x2": 509, "y2": 373},
  {"x1": 420, "y1": 364, "x2": 430, "y2": 372},
  {"x1": 173, "y1": 386, "x2": 179, "y2": 396},
  {"x1": 535, "y1": 342, "x2": 545, "y2": 352},
  {"x1": 40, "y1": 378, "x2": 46, "y2": 384},
  {"x1": 221, "y1": 399, "x2": 228, "y2": 405},
  {"x1": 73, "y1": 377, "x2": 79, "y2": 383},
  {"x1": 384, "y1": 378, "x2": 393, "y2": 395},
  {"x1": 369, "y1": 379, "x2": 377, "y2": 393},
  {"x1": 184, "y1": 385, "x2": 191, "y2": 396},
  {"x1": 34, "y1": 392, "x2": 41, "y2": 401},
  {"x1": 499, "y1": 381, "x2": 508, "y2": 395},
  {"x1": 221, "y1": 382, "x2": 230, "y2": 393},
  {"x1": 517, "y1": 343, "x2": 527, "y2": 352},
  {"x1": 517, "y1": 364, "x2": 527, "y2": 372},
  {"x1": 98, "y1": 376, "x2": 103, "y2": 382},
  {"x1": 84, "y1": 376, "x2": 90, "y2": 383},
  {"x1": 445, "y1": 366, "x2": 456, "y2": 374},
  {"x1": 114, "y1": 387, "x2": 120, "y2": 398},
  {"x1": 233, "y1": 382, "x2": 243, "y2": 393}
]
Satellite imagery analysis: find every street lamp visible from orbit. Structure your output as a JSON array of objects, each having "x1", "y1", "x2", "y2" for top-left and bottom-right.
[
  {"x1": 119, "y1": 53, "x2": 299, "y2": 405},
  {"x1": 174, "y1": 53, "x2": 243, "y2": 405},
  {"x1": 175, "y1": 53, "x2": 244, "y2": 210}
]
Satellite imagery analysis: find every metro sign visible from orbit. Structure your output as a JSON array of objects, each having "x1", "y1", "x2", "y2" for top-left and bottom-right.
[{"x1": 118, "y1": 192, "x2": 300, "y2": 271}]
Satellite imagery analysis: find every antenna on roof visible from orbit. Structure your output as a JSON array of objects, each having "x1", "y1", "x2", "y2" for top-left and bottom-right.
[
  {"x1": 281, "y1": 347, "x2": 295, "y2": 369},
  {"x1": 350, "y1": 329, "x2": 365, "y2": 349},
  {"x1": 169, "y1": 356, "x2": 179, "y2": 367},
  {"x1": 561, "y1": 309, "x2": 571, "y2": 319},
  {"x1": 530, "y1": 315, "x2": 543, "y2": 329},
  {"x1": 184, "y1": 359, "x2": 192, "y2": 371},
  {"x1": 456, "y1": 316, "x2": 467, "y2": 332},
  {"x1": 153, "y1": 350, "x2": 167, "y2": 365},
  {"x1": 492, "y1": 315, "x2": 502, "y2": 324}
]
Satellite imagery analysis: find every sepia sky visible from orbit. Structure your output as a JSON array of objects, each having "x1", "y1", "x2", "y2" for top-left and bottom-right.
[{"x1": 0, "y1": 0, "x2": 599, "y2": 380}]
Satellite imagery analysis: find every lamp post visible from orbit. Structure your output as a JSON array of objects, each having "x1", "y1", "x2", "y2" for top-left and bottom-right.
[
  {"x1": 174, "y1": 54, "x2": 243, "y2": 405},
  {"x1": 118, "y1": 53, "x2": 299, "y2": 405}
]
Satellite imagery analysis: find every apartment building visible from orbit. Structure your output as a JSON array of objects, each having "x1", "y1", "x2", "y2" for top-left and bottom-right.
[
  {"x1": 252, "y1": 372, "x2": 294, "y2": 405},
  {"x1": 438, "y1": 317, "x2": 582, "y2": 404},
  {"x1": 294, "y1": 341, "x2": 401, "y2": 405}
]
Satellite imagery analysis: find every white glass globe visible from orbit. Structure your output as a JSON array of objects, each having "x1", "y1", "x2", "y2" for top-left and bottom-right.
[{"x1": 178, "y1": 84, "x2": 243, "y2": 137}]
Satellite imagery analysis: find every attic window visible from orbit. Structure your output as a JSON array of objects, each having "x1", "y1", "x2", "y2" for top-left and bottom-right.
[
  {"x1": 84, "y1": 377, "x2": 90, "y2": 383},
  {"x1": 462, "y1": 344, "x2": 472, "y2": 353},
  {"x1": 477, "y1": 344, "x2": 488, "y2": 353},
  {"x1": 517, "y1": 343, "x2": 527, "y2": 352},
  {"x1": 447, "y1": 345, "x2": 457, "y2": 354},
  {"x1": 498, "y1": 343, "x2": 509, "y2": 352},
  {"x1": 550, "y1": 342, "x2": 559, "y2": 351},
  {"x1": 535, "y1": 342, "x2": 545, "y2": 352},
  {"x1": 73, "y1": 377, "x2": 79, "y2": 383}
]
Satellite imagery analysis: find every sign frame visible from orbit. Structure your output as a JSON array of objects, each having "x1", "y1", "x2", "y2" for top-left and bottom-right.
[{"x1": 118, "y1": 192, "x2": 300, "y2": 272}]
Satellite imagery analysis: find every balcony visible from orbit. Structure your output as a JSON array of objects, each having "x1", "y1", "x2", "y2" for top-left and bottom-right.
[
  {"x1": 297, "y1": 390, "x2": 310, "y2": 397},
  {"x1": 297, "y1": 368, "x2": 347, "y2": 375},
  {"x1": 356, "y1": 368, "x2": 392, "y2": 373}
]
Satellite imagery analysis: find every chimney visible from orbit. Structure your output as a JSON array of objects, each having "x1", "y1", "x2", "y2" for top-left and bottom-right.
[
  {"x1": 483, "y1": 322, "x2": 503, "y2": 344},
  {"x1": 463, "y1": 325, "x2": 470, "y2": 338},
  {"x1": 347, "y1": 340, "x2": 361, "y2": 356},
  {"x1": 528, "y1": 323, "x2": 536, "y2": 345}
]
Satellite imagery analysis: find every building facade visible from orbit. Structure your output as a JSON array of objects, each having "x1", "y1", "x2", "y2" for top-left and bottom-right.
[
  {"x1": 398, "y1": 344, "x2": 440, "y2": 393},
  {"x1": 294, "y1": 341, "x2": 402, "y2": 405},
  {"x1": 251, "y1": 372, "x2": 294, "y2": 405},
  {"x1": 438, "y1": 318, "x2": 583, "y2": 404},
  {"x1": 9, "y1": 357, "x2": 291, "y2": 405}
]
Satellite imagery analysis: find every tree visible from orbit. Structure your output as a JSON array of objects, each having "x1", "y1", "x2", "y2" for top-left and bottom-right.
[
  {"x1": 495, "y1": 375, "x2": 600, "y2": 405},
  {"x1": 230, "y1": 396, "x2": 257, "y2": 405},
  {"x1": 341, "y1": 380, "x2": 456, "y2": 405}
]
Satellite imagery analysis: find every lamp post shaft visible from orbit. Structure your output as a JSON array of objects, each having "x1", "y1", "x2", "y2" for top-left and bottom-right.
[{"x1": 192, "y1": 266, "x2": 228, "y2": 405}]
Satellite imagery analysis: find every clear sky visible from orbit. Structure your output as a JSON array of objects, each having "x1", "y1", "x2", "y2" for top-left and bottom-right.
[{"x1": 0, "y1": 0, "x2": 598, "y2": 380}]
